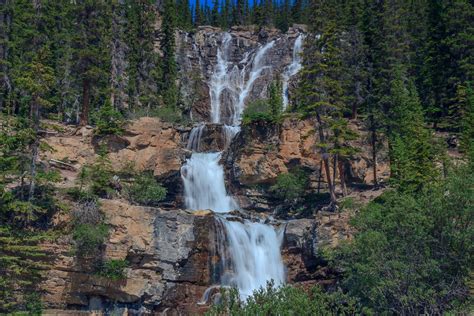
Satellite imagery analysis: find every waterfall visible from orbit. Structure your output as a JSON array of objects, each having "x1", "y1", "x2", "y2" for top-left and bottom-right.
[
  {"x1": 219, "y1": 219, "x2": 285, "y2": 299},
  {"x1": 181, "y1": 152, "x2": 238, "y2": 213},
  {"x1": 282, "y1": 34, "x2": 304, "y2": 110},
  {"x1": 209, "y1": 32, "x2": 275, "y2": 126},
  {"x1": 181, "y1": 31, "x2": 286, "y2": 301}
]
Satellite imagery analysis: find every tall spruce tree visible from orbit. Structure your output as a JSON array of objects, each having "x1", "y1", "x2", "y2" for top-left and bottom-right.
[
  {"x1": 388, "y1": 70, "x2": 437, "y2": 192},
  {"x1": 161, "y1": 0, "x2": 179, "y2": 109},
  {"x1": 71, "y1": 1, "x2": 111, "y2": 126}
]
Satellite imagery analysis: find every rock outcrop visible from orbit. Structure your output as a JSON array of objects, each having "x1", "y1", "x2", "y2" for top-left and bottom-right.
[
  {"x1": 225, "y1": 117, "x2": 390, "y2": 210},
  {"x1": 41, "y1": 199, "x2": 348, "y2": 314},
  {"x1": 41, "y1": 200, "x2": 216, "y2": 314}
]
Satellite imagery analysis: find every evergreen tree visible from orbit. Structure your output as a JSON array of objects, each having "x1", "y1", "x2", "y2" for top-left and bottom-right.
[
  {"x1": 298, "y1": 19, "x2": 346, "y2": 207},
  {"x1": 388, "y1": 70, "x2": 437, "y2": 192},
  {"x1": 161, "y1": 0, "x2": 179, "y2": 109},
  {"x1": 459, "y1": 83, "x2": 474, "y2": 160},
  {"x1": 125, "y1": 0, "x2": 161, "y2": 110},
  {"x1": 71, "y1": 1, "x2": 111, "y2": 126}
]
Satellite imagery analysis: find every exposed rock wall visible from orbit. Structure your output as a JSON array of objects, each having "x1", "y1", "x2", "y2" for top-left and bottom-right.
[
  {"x1": 225, "y1": 117, "x2": 390, "y2": 211},
  {"x1": 41, "y1": 200, "x2": 334, "y2": 314}
]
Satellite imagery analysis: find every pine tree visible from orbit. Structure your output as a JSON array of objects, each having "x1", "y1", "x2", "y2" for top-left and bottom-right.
[
  {"x1": 71, "y1": 1, "x2": 111, "y2": 126},
  {"x1": 388, "y1": 70, "x2": 437, "y2": 192},
  {"x1": 161, "y1": 0, "x2": 179, "y2": 109},
  {"x1": 125, "y1": 0, "x2": 161, "y2": 110},
  {"x1": 194, "y1": 0, "x2": 204, "y2": 26},
  {"x1": 298, "y1": 17, "x2": 346, "y2": 207},
  {"x1": 459, "y1": 83, "x2": 474, "y2": 159}
]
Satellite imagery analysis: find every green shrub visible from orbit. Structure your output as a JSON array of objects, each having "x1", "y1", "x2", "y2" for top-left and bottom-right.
[
  {"x1": 89, "y1": 155, "x2": 115, "y2": 198},
  {"x1": 93, "y1": 100, "x2": 125, "y2": 136},
  {"x1": 335, "y1": 164, "x2": 473, "y2": 314},
  {"x1": 242, "y1": 80, "x2": 283, "y2": 125},
  {"x1": 97, "y1": 259, "x2": 128, "y2": 281},
  {"x1": 127, "y1": 173, "x2": 167, "y2": 206},
  {"x1": 270, "y1": 168, "x2": 308, "y2": 201},
  {"x1": 72, "y1": 223, "x2": 109, "y2": 255},
  {"x1": 242, "y1": 100, "x2": 275, "y2": 125},
  {"x1": 206, "y1": 282, "x2": 363, "y2": 315}
]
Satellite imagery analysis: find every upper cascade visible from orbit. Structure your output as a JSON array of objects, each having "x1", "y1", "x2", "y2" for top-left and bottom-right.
[{"x1": 176, "y1": 26, "x2": 306, "y2": 126}]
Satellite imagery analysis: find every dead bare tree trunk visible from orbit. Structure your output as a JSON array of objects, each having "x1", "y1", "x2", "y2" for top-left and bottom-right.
[
  {"x1": 338, "y1": 159, "x2": 347, "y2": 196},
  {"x1": 80, "y1": 78, "x2": 90, "y2": 126},
  {"x1": 371, "y1": 127, "x2": 378, "y2": 187},
  {"x1": 315, "y1": 113, "x2": 337, "y2": 207}
]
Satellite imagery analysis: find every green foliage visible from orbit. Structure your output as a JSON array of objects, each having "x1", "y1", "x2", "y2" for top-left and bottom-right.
[
  {"x1": 24, "y1": 293, "x2": 43, "y2": 316},
  {"x1": 270, "y1": 169, "x2": 308, "y2": 201},
  {"x1": 72, "y1": 223, "x2": 109, "y2": 255},
  {"x1": 0, "y1": 116, "x2": 56, "y2": 312},
  {"x1": 388, "y1": 71, "x2": 438, "y2": 192},
  {"x1": 268, "y1": 80, "x2": 283, "y2": 117},
  {"x1": 207, "y1": 282, "x2": 363, "y2": 315},
  {"x1": 88, "y1": 155, "x2": 115, "y2": 198},
  {"x1": 93, "y1": 101, "x2": 125, "y2": 136},
  {"x1": 161, "y1": 0, "x2": 179, "y2": 109},
  {"x1": 242, "y1": 100, "x2": 275, "y2": 125},
  {"x1": 459, "y1": 83, "x2": 474, "y2": 159},
  {"x1": 126, "y1": 172, "x2": 167, "y2": 206},
  {"x1": 336, "y1": 164, "x2": 473, "y2": 314},
  {"x1": 154, "y1": 106, "x2": 184, "y2": 124},
  {"x1": 97, "y1": 259, "x2": 128, "y2": 281}
]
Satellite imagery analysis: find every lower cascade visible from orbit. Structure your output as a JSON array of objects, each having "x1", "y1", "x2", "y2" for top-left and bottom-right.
[{"x1": 181, "y1": 151, "x2": 285, "y2": 300}]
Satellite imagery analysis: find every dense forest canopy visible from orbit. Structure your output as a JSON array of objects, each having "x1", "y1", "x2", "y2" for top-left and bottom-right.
[{"x1": 0, "y1": 0, "x2": 473, "y2": 314}]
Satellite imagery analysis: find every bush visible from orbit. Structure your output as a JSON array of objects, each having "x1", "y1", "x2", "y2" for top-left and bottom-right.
[
  {"x1": 335, "y1": 164, "x2": 473, "y2": 314},
  {"x1": 97, "y1": 259, "x2": 128, "y2": 281},
  {"x1": 270, "y1": 168, "x2": 308, "y2": 201},
  {"x1": 242, "y1": 80, "x2": 283, "y2": 125},
  {"x1": 89, "y1": 155, "x2": 115, "y2": 198},
  {"x1": 242, "y1": 100, "x2": 275, "y2": 125},
  {"x1": 93, "y1": 101, "x2": 125, "y2": 136},
  {"x1": 206, "y1": 282, "x2": 363, "y2": 315},
  {"x1": 127, "y1": 173, "x2": 167, "y2": 206},
  {"x1": 72, "y1": 223, "x2": 109, "y2": 255}
]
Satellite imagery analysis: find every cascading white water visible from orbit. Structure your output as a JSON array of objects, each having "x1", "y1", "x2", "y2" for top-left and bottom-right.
[
  {"x1": 220, "y1": 220, "x2": 285, "y2": 299},
  {"x1": 282, "y1": 35, "x2": 304, "y2": 110},
  {"x1": 182, "y1": 31, "x2": 289, "y2": 301},
  {"x1": 181, "y1": 152, "x2": 238, "y2": 212},
  {"x1": 209, "y1": 33, "x2": 275, "y2": 126}
]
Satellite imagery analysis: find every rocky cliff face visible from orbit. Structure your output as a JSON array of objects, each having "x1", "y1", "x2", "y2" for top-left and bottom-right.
[
  {"x1": 41, "y1": 199, "x2": 341, "y2": 314},
  {"x1": 38, "y1": 25, "x2": 390, "y2": 315},
  {"x1": 39, "y1": 114, "x2": 386, "y2": 314},
  {"x1": 225, "y1": 118, "x2": 390, "y2": 211}
]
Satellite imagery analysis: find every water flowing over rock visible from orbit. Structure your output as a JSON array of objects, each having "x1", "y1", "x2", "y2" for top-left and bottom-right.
[
  {"x1": 181, "y1": 152, "x2": 238, "y2": 212},
  {"x1": 176, "y1": 26, "x2": 306, "y2": 122},
  {"x1": 179, "y1": 26, "x2": 300, "y2": 301},
  {"x1": 282, "y1": 34, "x2": 304, "y2": 110},
  {"x1": 218, "y1": 218, "x2": 286, "y2": 299}
]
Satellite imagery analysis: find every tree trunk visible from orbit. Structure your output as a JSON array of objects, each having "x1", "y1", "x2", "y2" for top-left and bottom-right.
[
  {"x1": 315, "y1": 113, "x2": 337, "y2": 206},
  {"x1": 371, "y1": 127, "x2": 378, "y2": 187},
  {"x1": 317, "y1": 160, "x2": 323, "y2": 194},
  {"x1": 332, "y1": 153, "x2": 338, "y2": 194},
  {"x1": 28, "y1": 96, "x2": 40, "y2": 201},
  {"x1": 338, "y1": 159, "x2": 347, "y2": 196},
  {"x1": 80, "y1": 78, "x2": 90, "y2": 126}
]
